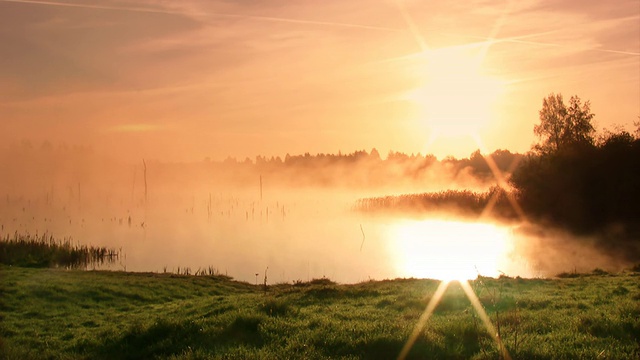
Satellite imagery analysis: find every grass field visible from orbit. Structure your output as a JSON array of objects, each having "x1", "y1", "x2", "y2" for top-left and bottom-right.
[{"x1": 1, "y1": 265, "x2": 639, "y2": 359}]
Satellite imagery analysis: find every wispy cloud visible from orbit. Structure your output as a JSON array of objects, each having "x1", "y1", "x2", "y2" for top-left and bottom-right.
[{"x1": 0, "y1": 0, "x2": 400, "y2": 31}]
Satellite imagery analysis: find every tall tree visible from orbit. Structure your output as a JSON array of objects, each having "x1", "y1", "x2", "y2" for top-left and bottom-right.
[
  {"x1": 534, "y1": 93, "x2": 595, "y2": 154},
  {"x1": 564, "y1": 95, "x2": 595, "y2": 145}
]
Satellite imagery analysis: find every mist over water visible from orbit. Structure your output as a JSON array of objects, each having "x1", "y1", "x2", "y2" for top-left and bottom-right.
[{"x1": 1, "y1": 147, "x2": 628, "y2": 283}]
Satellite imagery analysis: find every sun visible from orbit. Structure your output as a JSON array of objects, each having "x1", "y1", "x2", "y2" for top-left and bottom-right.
[
  {"x1": 405, "y1": 47, "x2": 506, "y2": 139},
  {"x1": 390, "y1": 219, "x2": 512, "y2": 281}
]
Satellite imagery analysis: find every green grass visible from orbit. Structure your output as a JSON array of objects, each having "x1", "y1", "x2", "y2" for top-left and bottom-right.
[{"x1": 1, "y1": 266, "x2": 639, "y2": 359}]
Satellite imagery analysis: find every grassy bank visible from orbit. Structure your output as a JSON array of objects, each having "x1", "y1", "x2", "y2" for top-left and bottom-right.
[{"x1": 1, "y1": 266, "x2": 639, "y2": 359}]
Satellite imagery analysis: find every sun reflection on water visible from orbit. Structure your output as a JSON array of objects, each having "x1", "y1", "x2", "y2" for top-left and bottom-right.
[{"x1": 390, "y1": 219, "x2": 513, "y2": 281}]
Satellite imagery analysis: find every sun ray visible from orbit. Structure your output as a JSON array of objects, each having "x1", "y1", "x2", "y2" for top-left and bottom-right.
[
  {"x1": 459, "y1": 280, "x2": 512, "y2": 360},
  {"x1": 472, "y1": 135, "x2": 529, "y2": 222},
  {"x1": 396, "y1": 0, "x2": 429, "y2": 52},
  {"x1": 477, "y1": 0, "x2": 514, "y2": 62},
  {"x1": 397, "y1": 280, "x2": 450, "y2": 360},
  {"x1": 399, "y1": 280, "x2": 513, "y2": 359}
]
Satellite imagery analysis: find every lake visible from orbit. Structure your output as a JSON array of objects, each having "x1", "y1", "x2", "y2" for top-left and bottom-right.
[{"x1": 1, "y1": 187, "x2": 617, "y2": 283}]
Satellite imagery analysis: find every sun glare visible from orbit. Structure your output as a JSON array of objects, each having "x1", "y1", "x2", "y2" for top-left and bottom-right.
[
  {"x1": 406, "y1": 47, "x2": 505, "y2": 138},
  {"x1": 390, "y1": 219, "x2": 512, "y2": 281}
]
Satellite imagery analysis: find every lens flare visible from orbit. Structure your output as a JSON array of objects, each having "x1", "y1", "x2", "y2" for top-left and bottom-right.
[
  {"x1": 398, "y1": 279, "x2": 512, "y2": 360},
  {"x1": 397, "y1": 280, "x2": 450, "y2": 360}
]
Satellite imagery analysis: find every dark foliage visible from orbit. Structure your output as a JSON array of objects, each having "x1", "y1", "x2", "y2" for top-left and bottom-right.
[
  {"x1": 510, "y1": 132, "x2": 640, "y2": 235},
  {"x1": 511, "y1": 94, "x2": 640, "y2": 259}
]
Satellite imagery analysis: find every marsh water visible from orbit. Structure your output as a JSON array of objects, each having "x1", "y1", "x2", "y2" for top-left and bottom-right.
[{"x1": 3, "y1": 183, "x2": 621, "y2": 284}]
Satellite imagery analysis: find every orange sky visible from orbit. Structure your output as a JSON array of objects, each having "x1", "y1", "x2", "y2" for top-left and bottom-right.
[{"x1": 1, "y1": 0, "x2": 639, "y2": 161}]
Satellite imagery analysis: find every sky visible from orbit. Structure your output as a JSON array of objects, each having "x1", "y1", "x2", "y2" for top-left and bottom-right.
[{"x1": 1, "y1": 0, "x2": 639, "y2": 161}]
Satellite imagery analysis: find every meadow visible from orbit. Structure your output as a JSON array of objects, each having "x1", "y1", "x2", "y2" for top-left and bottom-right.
[{"x1": 1, "y1": 265, "x2": 638, "y2": 359}]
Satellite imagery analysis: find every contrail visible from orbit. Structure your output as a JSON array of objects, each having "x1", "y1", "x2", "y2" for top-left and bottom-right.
[
  {"x1": 593, "y1": 48, "x2": 640, "y2": 56},
  {"x1": 371, "y1": 28, "x2": 639, "y2": 67},
  {"x1": 368, "y1": 30, "x2": 559, "y2": 66},
  {"x1": 476, "y1": 0, "x2": 514, "y2": 65},
  {"x1": 0, "y1": 0, "x2": 400, "y2": 32},
  {"x1": 443, "y1": 32, "x2": 640, "y2": 56},
  {"x1": 213, "y1": 13, "x2": 400, "y2": 32},
  {"x1": 0, "y1": 0, "x2": 182, "y2": 15},
  {"x1": 391, "y1": 0, "x2": 638, "y2": 62}
]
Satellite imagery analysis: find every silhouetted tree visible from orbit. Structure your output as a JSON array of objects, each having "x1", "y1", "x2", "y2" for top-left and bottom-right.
[
  {"x1": 534, "y1": 93, "x2": 595, "y2": 154},
  {"x1": 369, "y1": 148, "x2": 381, "y2": 161}
]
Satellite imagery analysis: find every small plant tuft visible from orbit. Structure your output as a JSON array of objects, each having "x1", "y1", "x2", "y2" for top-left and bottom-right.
[
  {"x1": 591, "y1": 268, "x2": 609, "y2": 276},
  {"x1": 260, "y1": 297, "x2": 291, "y2": 317}
]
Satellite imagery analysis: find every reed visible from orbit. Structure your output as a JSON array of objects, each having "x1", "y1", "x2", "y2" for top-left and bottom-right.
[
  {"x1": 354, "y1": 186, "x2": 516, "y2": 219},
  {"x1": 0, "y1": 232, "x2": 118, "y2": 269}
]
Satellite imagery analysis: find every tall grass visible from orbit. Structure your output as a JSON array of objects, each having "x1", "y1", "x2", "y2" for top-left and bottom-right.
[{"x1": 0, "y1": 232, "x2": 118, "y2": 269}]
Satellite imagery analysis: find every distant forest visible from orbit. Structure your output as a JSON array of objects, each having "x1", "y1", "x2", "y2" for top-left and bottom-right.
[{"x1": 1, "y1": 140, "x2": 521, "y2": 193}]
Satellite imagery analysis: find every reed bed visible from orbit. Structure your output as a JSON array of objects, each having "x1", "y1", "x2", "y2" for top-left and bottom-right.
[
  {"x1": 354, "y1": 186, "x2": 516, "y2": 219},
  {"x1": 0, "y1": 232, "x2": 118, "y2": 269}
]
